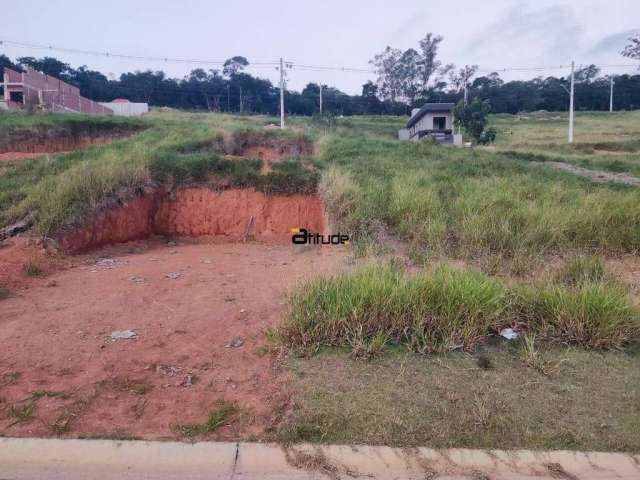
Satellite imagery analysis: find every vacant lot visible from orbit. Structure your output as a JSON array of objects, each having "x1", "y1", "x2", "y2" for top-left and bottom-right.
[{"x1": 1, "y1": 109, "x2": 639, "y2": 450}]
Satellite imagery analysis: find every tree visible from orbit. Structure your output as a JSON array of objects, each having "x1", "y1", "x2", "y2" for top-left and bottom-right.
[
  {"x1": 621, "y1": 34, "x2": 640, "y2": 62},
  {"x1": 417, "y1": 33, "x2": 443, "y2": 92},
  {"x1": 575, "y1": 64, "x2": 600, "y2": 83},
  {"x1": 223, "y1": 56, "x2": 249, "y2": 77},
  {"x1": 397, "y1": 48, "x2": 421, "y2": 104},
  {"x1": 370, "y1": 46, "x2": 404, "y2": 103},
  {"x1": 453, "y1": 97, "x2": 495, "y2": 143},
  {"x1": 17, "y1": 56, "x2": 74, "y2": 80},
  {"x1": 448, "y1": 65, "x2": 479, "y2": 100}
]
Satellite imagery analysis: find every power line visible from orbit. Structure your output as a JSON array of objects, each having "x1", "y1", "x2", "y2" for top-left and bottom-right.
[
  {"x1": 0, "y1": 39, "x2": 280, "y2": 68},
  {"x1": 2, "y1": 38, "x2": 638, "y2": 76}
]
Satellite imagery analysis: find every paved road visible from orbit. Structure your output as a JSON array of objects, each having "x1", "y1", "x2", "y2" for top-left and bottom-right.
[{"x1": 1, "y1": 438, "x2": 640, "y2": 479}]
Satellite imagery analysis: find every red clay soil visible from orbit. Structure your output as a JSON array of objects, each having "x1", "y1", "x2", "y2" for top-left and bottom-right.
[
  {"x1": 0, "y1": 135, "x2": 127, "y2": 162},
  {"x1": 59, "y1": 187, "x2": 327, "y2": 253},
  {"x1": 0, "y1": 237, "x2": 59, "y2": 290},
  {"x1": 0, "y1": 240, "x2": 349, "y2": 440},
  {"x1": 0, "y1": 152, "x2": 51, "y2": 162}
]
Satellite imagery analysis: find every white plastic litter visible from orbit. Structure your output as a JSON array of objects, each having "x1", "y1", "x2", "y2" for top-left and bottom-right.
[{"x1": 499, "y1": 328, "x2": 518, "y2": 340}]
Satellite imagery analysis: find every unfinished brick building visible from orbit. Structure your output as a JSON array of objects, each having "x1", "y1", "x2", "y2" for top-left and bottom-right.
[{"x1": 1, "y1": 67, "x2": 112, "y2": 115}]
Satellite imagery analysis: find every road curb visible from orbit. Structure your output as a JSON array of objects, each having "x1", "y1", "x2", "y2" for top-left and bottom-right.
[{"x1": 1, "y1": 437, "x2": 639, "y2": 479}]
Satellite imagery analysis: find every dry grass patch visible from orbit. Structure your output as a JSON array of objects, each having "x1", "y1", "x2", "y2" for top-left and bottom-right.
[{"x1": 280, "y1": 348, "x2": 640, "y2": 450}]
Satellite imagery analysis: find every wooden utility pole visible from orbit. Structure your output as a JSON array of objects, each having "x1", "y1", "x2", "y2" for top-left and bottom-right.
[
  {"x1": 568, "y1": 60, "x2": 575, "y2": 144},
  {"x1": 319, "y1": 83, "x2": 323, "y2": 115},
  {"x1": 279, "y1": 57, "x2": 285, "y2": 129}
]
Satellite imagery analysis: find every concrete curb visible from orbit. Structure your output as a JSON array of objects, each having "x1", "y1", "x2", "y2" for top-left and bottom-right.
[{"x1": 1, "y1": 438, "x2": 639, "y2": 479}]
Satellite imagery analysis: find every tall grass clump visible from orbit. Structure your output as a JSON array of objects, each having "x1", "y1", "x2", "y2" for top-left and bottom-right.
[
  {"x1": 279, "y1": 265, "x2": 640, "y2": 355},
  {"x1": 515, "y1": 282, "x2": 638, "y2": 349},
  {"x1": 279, "y1": 265, "x2": 508, "y2": 354},
  {"x1": 555, "y1": 255, "x2": 606, "y2": 286}
]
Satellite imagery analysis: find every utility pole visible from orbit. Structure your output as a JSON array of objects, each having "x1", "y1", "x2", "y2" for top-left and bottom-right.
[
  {"x1": 609, "y1": 76, "x2": 614, "y2": 113},
  {"x1": 319, "y1": 83, "x2": 323, "y2": 115},
  {"x1": 568, "y1": 60, "x2": 575, "y2": 144},
  {"x1": 279, "y1": 57, "x2": 285, "y2": 129}
]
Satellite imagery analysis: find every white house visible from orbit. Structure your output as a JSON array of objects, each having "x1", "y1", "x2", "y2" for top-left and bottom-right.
[{"x1": 399, "y1": 103, "x2": 461, "y2": 144}]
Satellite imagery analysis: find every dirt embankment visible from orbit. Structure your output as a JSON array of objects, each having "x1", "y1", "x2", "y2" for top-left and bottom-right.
[
  {"x1": 0, "y1": 124, "x2": 142, "y2": 161},
  {"x1": 59, "y1": 187, "x2": 327, "y2": 253}
]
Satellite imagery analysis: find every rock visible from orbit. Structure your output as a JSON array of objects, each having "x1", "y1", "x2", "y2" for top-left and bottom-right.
[
  {"x1": 224, "y1": 337, "x2": 244, "y2": 348},
  {"x1": 111, "y1": 330, "x2": 138, "y2": 340},
  {"x1": 46, "y1": 280, "x2": 58, "y2": 287},
  {"x1": 156, "y1": 364, "x2": 181, "y2": 376},
  {"x1": 95, "y1": 258, "x2": 116, "y2": 268},
  {"x1": 128, "y1": 276, "x2": 145, "y2": 284},
  {"x1": 165, "y1": 272, "x2": 181, "y2": 280}
]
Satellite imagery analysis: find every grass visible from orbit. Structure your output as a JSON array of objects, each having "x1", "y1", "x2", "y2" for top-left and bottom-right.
[
  {"x1": 0, "y1": 111, "x2": 319, "y2": 237},
  {"x1": 7, "y1": 401, "x2": 36, "y2": 426},
  {"x1": 278, "y1": 264, "x2": 640, "y2": 353},
  {"x1": 173, "y1": 400, "x2": 237, "y2": 438},
  {"x1": 22, "y1": 260, "x2": 45, "y2": 277},
  {"x1": 0, "y1": 286, "x2": 9, "y2": 300},
  {"x1": 280, "y1": 348, "x2": 640, "y2": 451},
  {"x1": 317, "y1": 132, "x2": 640, "y2": 258},
  {"x1": 554, "y1": 255, "x2": 606, "y2": 286}
]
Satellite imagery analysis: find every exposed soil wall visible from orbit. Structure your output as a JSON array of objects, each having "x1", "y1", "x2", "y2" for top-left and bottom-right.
[
  {"x1": 59, "y1": 187, "x2": 327, "y2": 253},
  {"x1": 0, "y1": 125, "x2": 142, "y2": 158}
]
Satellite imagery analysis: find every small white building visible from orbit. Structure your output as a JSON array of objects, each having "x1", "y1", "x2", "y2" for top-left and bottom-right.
[
  {"x1": 99, "y1": 98, "x2": 149, "y2": 117},
  {"x1": 401, "y1": 103, "x2": 459, "y2": 144}
]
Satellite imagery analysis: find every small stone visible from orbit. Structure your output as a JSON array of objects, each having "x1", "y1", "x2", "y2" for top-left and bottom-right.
[
  {"x1": 165, "y1": 272, "x2": 181, "y2": 280},
  {"x1": 128, "y1": 276, "x2": 145, "y2": 284},
  {"x1": 203, "y1": 260, "x2": 212, "y2": 264},
  {"x1": 111, "y1": 330, "x2": 137, "y2": 340},
  {"x1": 224, "y1": 337, "x2": 244, "y2": 348},
  {"x1": 46, "y1": 280, "x2": 58, "y2": 287},
  {"x1": 167, "y1": 241, "x2": 177, "y2": 247}
]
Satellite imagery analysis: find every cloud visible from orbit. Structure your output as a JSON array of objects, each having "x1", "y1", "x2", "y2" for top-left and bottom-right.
[
  {"x1": 587, "y1": 29, "x2": 640, "y2": 56},
  {"x1": 463, "y1": 4, "x2": 583, "y2": 64}
]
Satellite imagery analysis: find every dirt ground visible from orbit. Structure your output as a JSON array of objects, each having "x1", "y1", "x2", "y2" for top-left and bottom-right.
[
  {"x1": 0, "y1": 239, "x2": 349, "y2": 440},
  {"x1": 0, "y1": 152, "x2": 53, "y2": 162},
  {"x1": 539, "y1": 161, "x2": 640, "y2": 186}
]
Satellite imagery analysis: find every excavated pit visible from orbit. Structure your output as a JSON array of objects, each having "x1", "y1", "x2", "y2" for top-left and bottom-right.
[
  {"x1": 0, "y1": 125, "x2": 143, "y2": 161},
  {"x1": 59, "y1": 187, "x2": 327, "y2": 253}
]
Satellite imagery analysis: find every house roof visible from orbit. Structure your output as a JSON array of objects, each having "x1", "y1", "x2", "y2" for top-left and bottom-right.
[{"x1": 406, "y1": 103, "x2": 455, "y2": 129}]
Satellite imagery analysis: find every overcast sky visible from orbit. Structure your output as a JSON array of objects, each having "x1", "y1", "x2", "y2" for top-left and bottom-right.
[{"x1": 1, "y1": 0, "x2": 638, "y2": 94}]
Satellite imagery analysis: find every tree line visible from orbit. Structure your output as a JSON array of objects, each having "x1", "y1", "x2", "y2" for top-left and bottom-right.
[{"x1": 1, "y1": 32, "x2": 639, "y2": 116}]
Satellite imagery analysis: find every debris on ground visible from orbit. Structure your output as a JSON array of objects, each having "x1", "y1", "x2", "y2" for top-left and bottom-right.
[
  {"x1": 225, "y1": 337, "x2": 244, "y2": 348},
  {"x1": 165, "y1": 272, "x2": 181, "y2": 279},
  {"x1": 499, "y1": 328, "x2": 519, "y2": 340},
  {"x1": 45, "y1": 280, "x2": 58, "y2": 288},
  {"x1": 111, "y1": 330, "x2": 138, "y2": 340},
  {"x1": 155, "y1": 364, "x2": 182, "y2": 376},
  {"x1": 128, "y1": 276, "x2": 145, "y2": 284},
  {"x1": 95, "y1": 258, "x2": 117, "y2": 268},
  {"x1": 179, "y1": 373, "x2": 196, "y2": 387}
]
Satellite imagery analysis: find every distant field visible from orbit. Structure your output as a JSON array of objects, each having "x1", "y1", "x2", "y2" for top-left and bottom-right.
[{"x1": 490, "y1": 110, "x2": 640, "y2": 176}]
